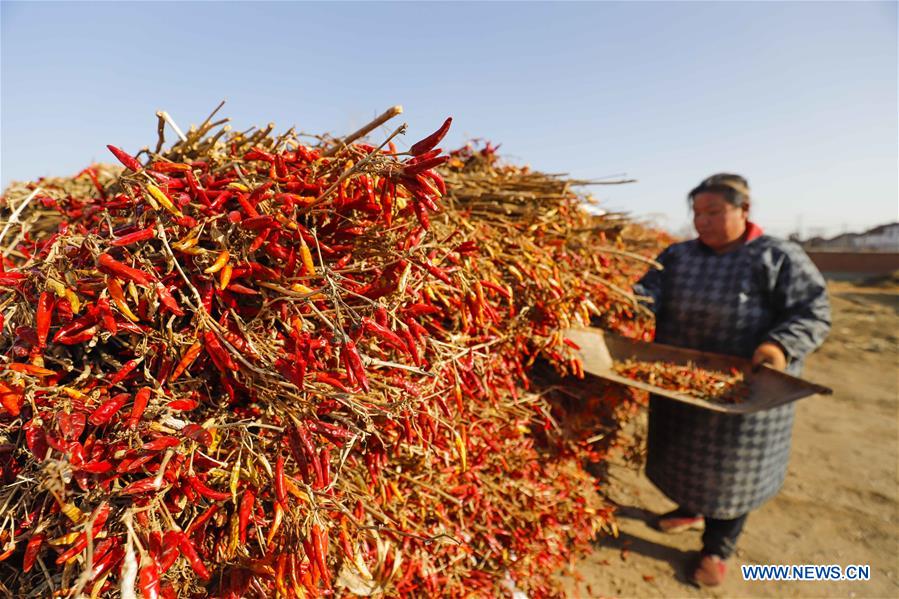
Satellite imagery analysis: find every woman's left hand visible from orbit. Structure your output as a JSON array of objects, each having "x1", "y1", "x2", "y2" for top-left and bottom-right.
[{"x1": 752, "y1": 342, "x2": 787, "y2": 370}]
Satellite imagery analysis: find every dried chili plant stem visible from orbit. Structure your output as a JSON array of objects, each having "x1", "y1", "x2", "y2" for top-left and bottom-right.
[
  {"x1": 323, "y1": 104, "x2": 404, "y2": 157},
  {"x1": 156, "y1": 110, "x2": 188, "y2": 143},
  {"x1": 0, "y1": 186, "x2": 42, "y2": 250}
]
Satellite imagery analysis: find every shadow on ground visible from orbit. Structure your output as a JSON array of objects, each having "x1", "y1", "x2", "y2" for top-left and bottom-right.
[{"x1": 592, "y1": 504, "x2": 699, "y2": 587}]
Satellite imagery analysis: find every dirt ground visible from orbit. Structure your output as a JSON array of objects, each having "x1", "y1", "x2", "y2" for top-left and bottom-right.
[{"x1": 563, "y1": 282, "x2": 899, "y2": 598}]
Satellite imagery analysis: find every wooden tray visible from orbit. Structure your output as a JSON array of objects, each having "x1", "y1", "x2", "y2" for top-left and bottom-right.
[{"x1": 563, "y1": 327, "x2": 832, "y2": 414}]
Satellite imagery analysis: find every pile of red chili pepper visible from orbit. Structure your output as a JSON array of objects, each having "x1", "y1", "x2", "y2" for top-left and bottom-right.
[
  {"x1": 0, "y1": 106, "x2": 665, "y2": 598},
  {"x1": 612, "y1": 359, "x2": 750, "y2": 404}
]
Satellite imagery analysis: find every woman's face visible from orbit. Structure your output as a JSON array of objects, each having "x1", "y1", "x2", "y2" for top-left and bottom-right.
[{"x1": 692, "y1": 192, "x2": 748, "y2": 250}]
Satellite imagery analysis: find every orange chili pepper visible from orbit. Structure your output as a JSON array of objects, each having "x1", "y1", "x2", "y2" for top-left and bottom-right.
[
  {"x1": 6, "y1": 363, "x2": 56, "y2": 377},
  {"x1": 204, "y1": 250, "x2": 229, "y2": 274},
  {"x1": 106, "y1": 278, "x2": 140, "y2": 322},
  {"x1": 170, "y1": 341, "x2": 203, "y2": 382},
  {"x1": 299, "y1": 236, "x2": 316, "y2": 276},
  {"x1": 218, "y1": 263, "x2": 233, "y2": 291}
]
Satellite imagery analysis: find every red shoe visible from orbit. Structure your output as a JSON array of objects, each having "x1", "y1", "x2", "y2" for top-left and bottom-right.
[
  {"x1": 653, "y1": 510, "x2": 704, "y2": 533},
  {"x1": 691, "y1": 553, "x2": 727, "y2": 587}
]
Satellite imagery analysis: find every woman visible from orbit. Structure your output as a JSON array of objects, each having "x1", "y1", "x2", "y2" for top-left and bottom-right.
[{"x1": 633, "y1": 173, "x2": 831, "y2": 587}]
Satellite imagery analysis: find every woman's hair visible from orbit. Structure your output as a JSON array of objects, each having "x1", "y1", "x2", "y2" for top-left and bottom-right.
[{"x1": 688, "y1": 173, "x2": 750, "y2": 208}]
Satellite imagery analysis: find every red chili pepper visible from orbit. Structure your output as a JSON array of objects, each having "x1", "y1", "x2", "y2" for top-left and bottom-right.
[
  {"x1": 244, "y1": 147, "x2": 275, "y2": 162},
  {"x1": 338, "y1": 526, "x2": 354, "y2": 560},
  {"x1": 343, "y1": 340, "x2": 369, "y2": 392},
  {"x1": 406, "y1": 148, "x2": 442, "y2": 164},
  {"x1": 79, "y1": 460, "x2": 113, "y2": 474},
  {"x1": 248, "y1": 261, "x2": 280, "y2": 281},
  {"x1": 109, "y1": 358, "x2": 144, "y2": 387},
  {"x1": 404, "y1": 303, "x2": 441, "y2": 317},
  {"x1": 402, "y1": 155, "x2": 450, "y2": 176},
  {"x1": 55, "y1": 325, "x2": 98, "y2": 345},
  {"x1": 408, "y1": 117, "x2": 452, "y2": 156},
  {"x1": 97, "y1": 253, "x2": 155, "y2": 286},
  {"x1": 415, "y1": 262, "x2": 449, "y2": 287},
  {"x1": 311, "y1": 524, "x2": 329, "y2": 583},
  {"x1": 89, "y1": 392, "x2": 130, "y2": 426},
  {"x1": 127, "y1": 386, "x2": 151, "y2": 429},
  {"x1": 306, "y1": 420, "x2": 353, "y2": 443},
  {"x1": 149, "y1": 161, "x2": 191, "y2": 173},
  {"x1": 53, "y1": 309, "x2": 97, "y2": 339},
  {"x1": 239, "y1": 489, "x2": 255, "y2": 544},
  {"x1": 319, "y1": 447, "x2": 331, "y2": 488},
  {"x1": 248, "y1": 228, "x2": 271, "y2": 253},
  {"x1": 158, "y1": 530, "x2": 182, "y2": 572},
  {"x1": 479, "y1": 279, "x2": 511, "y2": 300},
  {"x1": 90, "y1": 538, "x2": 123, "y2": 580},
  {"x1": 241, "y1": 215, "x2": 276, "y2": 231},
  {"x1": 166, "y1": 398, "x2": 198, "y2": 411},
  {"x1": 362, "y1": 318, "x2": 407, "y2": 353},
  {"x1": 247, "y1": 181, "x2": 274, "y2": 207},
  {"x1": 340, "y1": 343, "x2": 357, "y2": 388},
  {"x1": 208, "y1": 189, "x2": 232, "y2": 211},
  {"x1": 235, "y1": 193, "x2": 260, "y2": 218},
  {"x1": 0, "y1": 274, "x2": 26, "y2": 289},
  {"x1": 275, "y1": 454, "x2": 287, "y2": 507},
  {"x1": 294, "y1": 423, "x2": 323, "y2": 486},
  {"x1": 79, "y1": 166, "x2": 107, "y2": 199},
  {"x1": 118, "y1": 453, "x2": 154, "y2": 474},
  {"x1": 95, "y1": 297, "x2": 118, "y2": 334},
  {"x1": 422, "y1": 169, "x2": 447, "y2": 195},
  {"x1": 411, "y1": 196, "x2": 431, "y2": 230},
  {"x1": 314, "y1": 372, "x2": 349, "y2": 393},
  {"x1": 35, "y1": 291, "x2": 53, "y2": 348},
  {"x1": 143, "y1": 436, "x2": 180, "y2": 451},
  {"x1": 139, "y1": 554, "x2": 162, "y2": 599},
  {"x1": 225, "y1": 282, "x2": 259, "y2": 295},
  {"x1": 301, "y1": 537, "x2": 317, "y2": 576},
  {"x1": 185, "y1": 504, "x2": 219, "y2": 537},
  {"x1": 177, "y1": 533, "x2": 210, "y2": 580},
  {"x1": 380, "y1": 179, "x2": 395, "y2": 226},
  {"x1": 265, "y1": 240, "x2": 290, "y2": 262},
  {"x1": 154, "y1": 283, "x2": 185, "y2": 316},
  {"x1": 184, "y1": 169, "x2": 211, "y2": 207},
  {"x1": 181, "y1": 423, "x2": 212, "y2": 446},
  {"x1": 188, "y1": 475, "x2": 231, "y2": 501},
  {"x1": 110, "y1": 226, "x2": 156, "y2": 246},
  {"x1": 121, "y1": 476, "x2": 161, "y2": 496},
  {"x1": 24, "y1": 422, "x2": 48, "y2": 460},
  {"x1": 203, "y1": 331, "x2": 239, "y2": 372},
  {"x1": 394, "y1": 327, "x2": 418, "y2": 368},
  {"x1": 106, "y1": 144, "x2": 143, "y2": 172},
  {"x1": 22, "y1": 532, "x2": 44, "y2": 573}
]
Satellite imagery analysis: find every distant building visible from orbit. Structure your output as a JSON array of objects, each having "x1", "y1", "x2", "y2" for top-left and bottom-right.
[{"x1": 803, "y1": 222, "x2": 899, "y2": 251}]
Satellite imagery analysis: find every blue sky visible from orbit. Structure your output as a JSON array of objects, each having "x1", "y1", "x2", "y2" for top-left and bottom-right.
[{"x1": 2, "y1": 1, "x2": 896, "y2": 237}]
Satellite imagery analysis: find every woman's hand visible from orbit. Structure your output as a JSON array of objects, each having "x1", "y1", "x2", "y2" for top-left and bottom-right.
[{"x1": 752, "y1": 342, "x2": 787, "y2": 370}]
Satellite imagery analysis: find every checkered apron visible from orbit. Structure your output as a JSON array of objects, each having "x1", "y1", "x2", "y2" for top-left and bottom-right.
[{"x1": 634, "y1": 236, "x2": 830, "y2": 519}]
